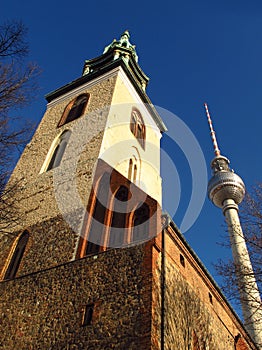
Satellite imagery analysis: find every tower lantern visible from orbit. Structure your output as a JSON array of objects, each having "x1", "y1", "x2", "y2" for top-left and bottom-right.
[{"x1": 204, "y1": 103, "x2": 262, "y2": 346}]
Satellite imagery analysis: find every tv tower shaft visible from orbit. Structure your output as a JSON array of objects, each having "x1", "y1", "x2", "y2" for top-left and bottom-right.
[{"x1": 204, "y1": 103, "x2": 262, "y2": 346}]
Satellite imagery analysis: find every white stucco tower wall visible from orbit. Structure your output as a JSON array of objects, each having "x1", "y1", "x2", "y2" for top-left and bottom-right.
[{"x1": 99, "y1": 66, "x2": 162, "y2": 206}]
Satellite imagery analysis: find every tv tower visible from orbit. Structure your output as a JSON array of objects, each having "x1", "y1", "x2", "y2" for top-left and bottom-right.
[{"x1": 204, "y1": 103, "x2": 262, "y2": 346}]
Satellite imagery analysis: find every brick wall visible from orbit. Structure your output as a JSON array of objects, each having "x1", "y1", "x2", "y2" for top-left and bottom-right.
[{"x1": 151, "y1": 226, "x2": 256, "y2": 350}]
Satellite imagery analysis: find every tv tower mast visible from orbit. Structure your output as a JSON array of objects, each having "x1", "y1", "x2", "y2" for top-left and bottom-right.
[{"x1": 204, "y1": 103, "x2": 262, "y2": 346}]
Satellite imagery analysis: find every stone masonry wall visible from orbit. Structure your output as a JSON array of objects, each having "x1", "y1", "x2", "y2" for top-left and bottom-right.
[
  {"x1": 7, "y1": 75, "x2": 118, "y2": 229},
  {"x1": 0, "y1": 244, "x2": 153, "y2": 350},
  {"x1": 0, "y1": 75, "x2": 118, "y2": 277}
]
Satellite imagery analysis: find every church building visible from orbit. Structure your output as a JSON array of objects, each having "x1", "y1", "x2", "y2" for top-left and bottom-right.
[{"x1": 0, "y1": 31, "x2": 257, "y2": 349}]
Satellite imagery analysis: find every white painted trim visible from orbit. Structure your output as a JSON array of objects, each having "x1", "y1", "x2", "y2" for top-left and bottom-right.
[{"x1": 39, "y1": 129, "x2": 68, "y2": 174}]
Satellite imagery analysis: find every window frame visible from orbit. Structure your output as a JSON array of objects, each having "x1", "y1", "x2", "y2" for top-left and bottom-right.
[
  {"x1": 81, "y1": 303, "x2": 94, "y2": 326},
  {"x1": 40, "y1": 129, "x2": 71, "y2": 173},
  {"x1": 82, "y1": 172, "x2": 111, "y2": 256},
  {"x1": 131, "y1": 202, "x2": 150, "y2": 242},
  {"x1": 78, "y1": 165, "x2": 154, "y2": 258},
  {"x1": 57, "y1": 93, "x2": 90, "y2": 127},
  {"x1": 108, "y1": 185, "x2": 129, "y2": 248},
  {"x1": 130, "y1": 107, "x2": 146, "y2": 149},
  {"x1": 2, "y1": 230, "x2": 29, "y2": 280}
]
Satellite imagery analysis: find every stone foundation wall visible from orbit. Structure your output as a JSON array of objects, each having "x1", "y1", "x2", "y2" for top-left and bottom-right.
[
  {"x1": 0, "y1": 232, "x2": 256, "y2": 350},
  {"x1": 0, "y1": 244, "x2": 152, "y2": 350}
]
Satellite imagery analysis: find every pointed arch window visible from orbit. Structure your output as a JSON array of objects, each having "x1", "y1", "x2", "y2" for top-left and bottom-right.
[
  {"x1": 108, "y1": 186, "x2": 129, "y2": 248},
  {"x1": 128, "y1": 158, "x2": 138, "y2": 183},
  {"x1": 132, "y1": 202, "x2": 150, "y2": 242},
  {"x1": 45, "y1": 130, "x2": 71, "y2": 171},
  {"x1": 85, "y1": 173, "x2": 110, "y2": 255},
  {"x1": 4, "y1": 230, "x2": 29, "y2": 280},
  {"x1": 130, "y1": 108, "x2": 146, "y2": 149},
  {"x1": 58, "y1": 93, "x2": 89, "y2": 127}
]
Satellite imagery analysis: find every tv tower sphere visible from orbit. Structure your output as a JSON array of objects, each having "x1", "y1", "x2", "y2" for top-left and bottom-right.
[{"x1": 207, "y1": 156, "x2": 245, "y2": 208}]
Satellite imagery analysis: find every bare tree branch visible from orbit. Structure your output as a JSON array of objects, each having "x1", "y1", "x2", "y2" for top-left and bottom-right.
[
  {"x1": 215, "y1": 184, "x2": 262, "y2": 347},
  {"x1": 0, "y1": 20, "x2": 40, "y2": 236},
  {"x1": 0, "y1": 21, "x2": 28, "y2": 59}
]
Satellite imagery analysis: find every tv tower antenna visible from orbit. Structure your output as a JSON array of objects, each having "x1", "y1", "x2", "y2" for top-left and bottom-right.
[{"x1": 204, "y1": 103, "x2": 262, "y2": 346}]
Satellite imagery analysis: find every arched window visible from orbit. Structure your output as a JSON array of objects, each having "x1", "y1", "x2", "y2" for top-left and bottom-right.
[
  {"x1": 4, "y1": 230, "x2": 29, "y2": 280},
  {"x1": 109, "y1": 186, "x2": 129, "y2": 248},
  {"x1": 46, "y1": 130, "x2": 71, "y2": 171},
  {"x1": 130, "y1": 108, "x2": 146, "y2": 148},
  {"x1": 58, "y1": 93, "x2": 89, "y2": 127},
  {"x1": 85, "y1": 173, "x2": 110, "y2": 255},
  {"x1": 235, "y1": 334, "x2": 248, "y2": 350},
  {"x1": 132, "y1": 202, "x2": 150, "y2": 242}
]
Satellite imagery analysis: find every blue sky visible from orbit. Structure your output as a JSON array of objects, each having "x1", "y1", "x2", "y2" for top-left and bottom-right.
[{"x1": 2, "y1": 0, "x2": 262, "y2": 312}]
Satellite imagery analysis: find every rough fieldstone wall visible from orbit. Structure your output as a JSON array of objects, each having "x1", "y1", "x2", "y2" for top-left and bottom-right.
[
  {"x1": 0, "y1": 75, "x2": 118, "y2": 277},
  {"x1": 0, "y1": 244, "x2": 153, "y2": 350},
  {"x1": 17, "y1": 214, "x2": 80, "y2": 276},
  {"x1": 7, "y1": 75, "x2": 118, "y2": 229}
]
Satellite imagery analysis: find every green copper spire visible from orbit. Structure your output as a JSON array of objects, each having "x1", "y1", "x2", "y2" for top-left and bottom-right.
[
  {"x1": 103, "y1": 30, "x2": 138, "y2": 62},
  {"x1": 82, "y1": 31, "x2": 149, "y2": 91}
]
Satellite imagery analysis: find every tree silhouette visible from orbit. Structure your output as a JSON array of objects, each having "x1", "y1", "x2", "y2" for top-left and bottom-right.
[
  {"x1": 215, "y1": 184, "x2": 262, "y2": 347},
  {"x1": 0, "y1": 20, "x2": 39, "y2": 235}
]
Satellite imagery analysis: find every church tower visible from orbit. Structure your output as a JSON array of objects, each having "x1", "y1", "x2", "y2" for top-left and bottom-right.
[
  {"x1": 0, "y1": 33, "x2": 258, "y2": 350},
  {"x1": 0, "y1": 30, "x2": 165, "y2": 278}
]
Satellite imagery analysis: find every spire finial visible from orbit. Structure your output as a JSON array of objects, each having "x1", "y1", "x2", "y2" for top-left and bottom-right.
[
  {"x1": 122, "y1": 30, "x2": 130, "y2": 38},
  {"x1": 204, "y1": 103, "x2": 221, "y2": 157},
  {"x1": 102, "y1": 30, "x2": 138, "y2": 62}
]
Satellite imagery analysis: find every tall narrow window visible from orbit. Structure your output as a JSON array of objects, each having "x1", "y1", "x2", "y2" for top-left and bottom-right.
[
  {"x1": 208, "y1": 292, "x2": 213, "y2": 304},
  {"x1": 132, "y1": 202, "x2": 150, "y2": 242},
  {"x1": 81, "y1": 303, "x2": 94, "y2": 326},
  {"x1": 133, "y1": 164, "x2": 137, "y2": 183},
  {"x1": 130, "y1": 108, "x2": 146, "y2": 148},
  {"x1": 128, "y1": 159, "x2": 133, "y2": 180},
  {"x1": 46, "y1": 130, "x2": 71, "y2": 171},
  {"x1": 130, "y1": 113, "x2": 136, "y2": 134},
  {"x1": 128, "y1": 157, "x2": 139, "y2": 183},
  {"x1": 4, "y1": 230, "x2": 29, "y2": 280},
  {"x1": 180, "y1": 254, "x2": 185, "y2": 267},
  {"x1": 58, "y1": 93, "x2": 89, "y2": 127},
  {"x1": 109, "y1": 186, "x2": 129, "y2": 248},
  {"x1": 85, "y1": 173, "x2": 110, "y2": 255}
]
